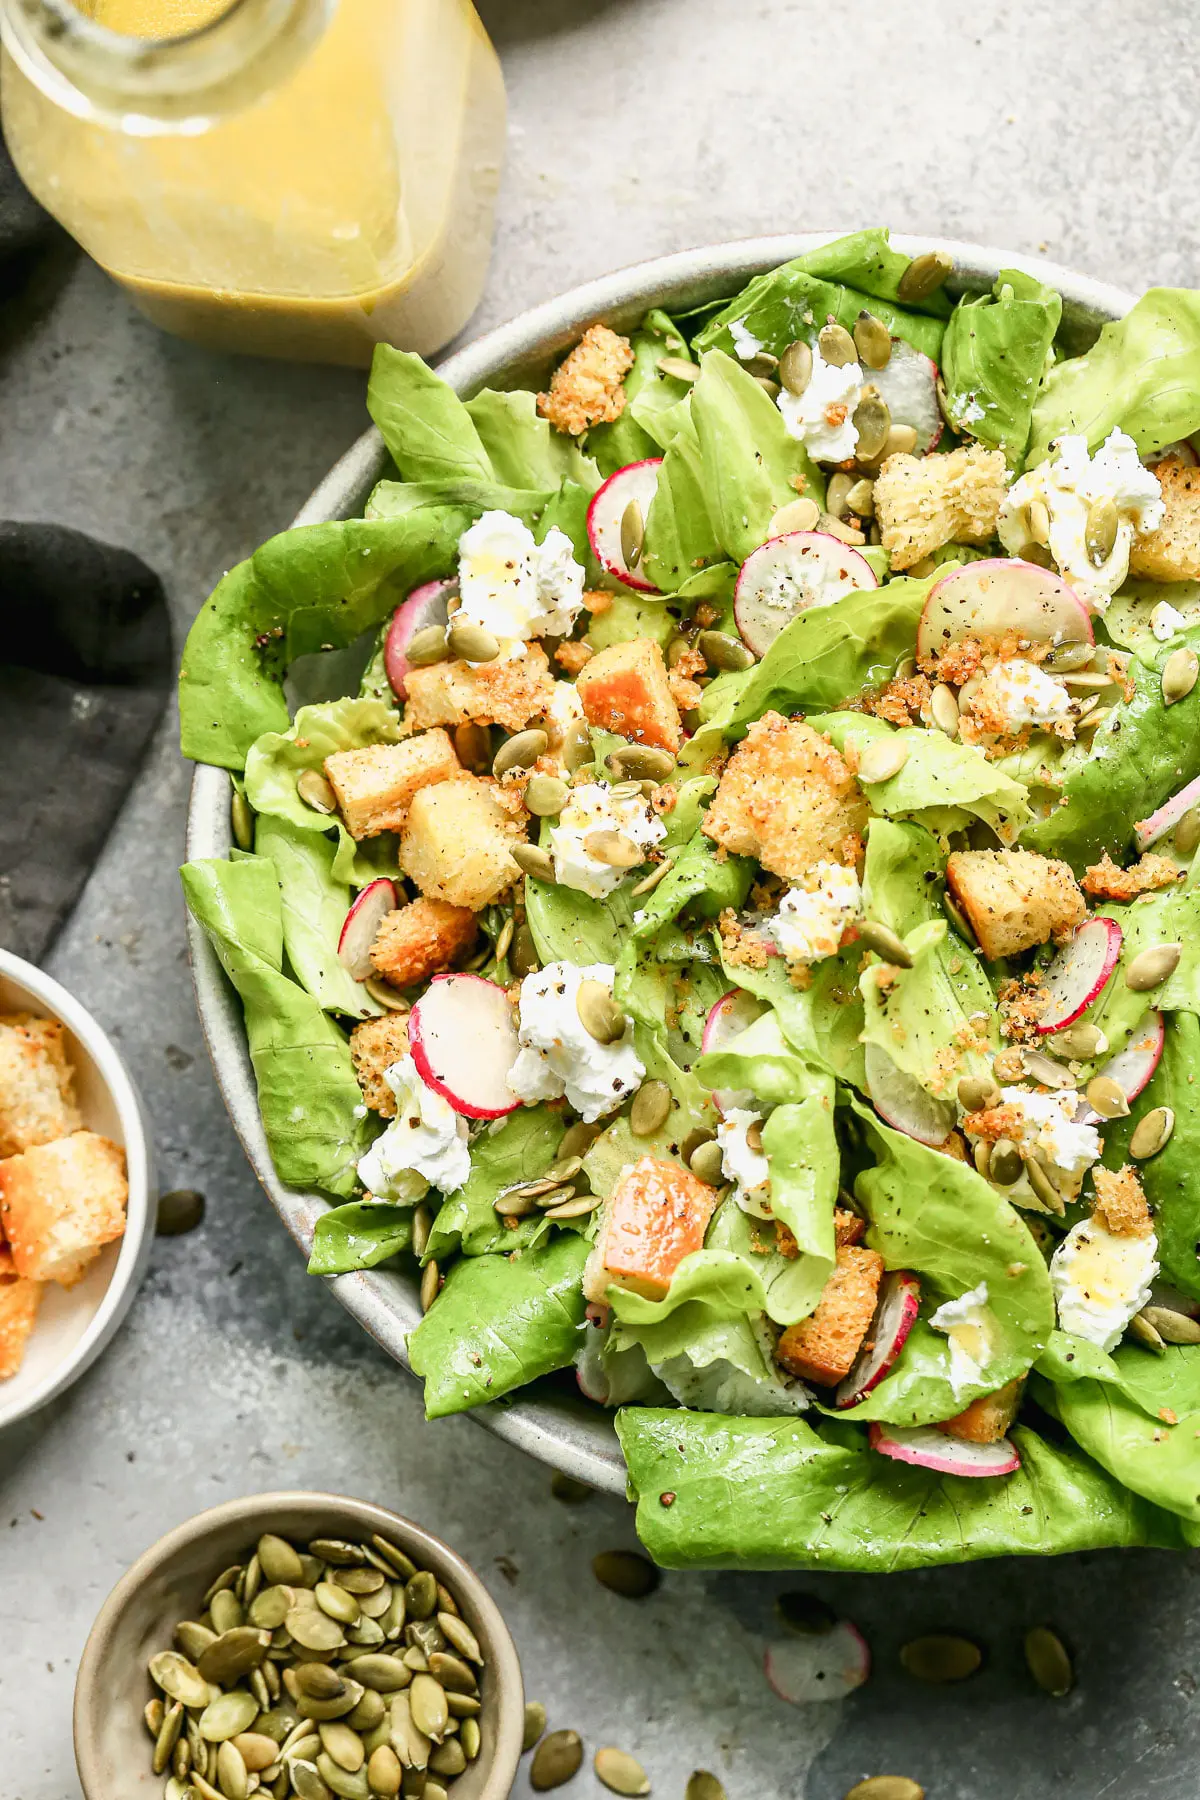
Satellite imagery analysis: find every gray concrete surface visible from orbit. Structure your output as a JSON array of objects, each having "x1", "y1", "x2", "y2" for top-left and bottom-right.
[{"x1": 3, "y1": 2, "x2": 1200, "y2": 1795}]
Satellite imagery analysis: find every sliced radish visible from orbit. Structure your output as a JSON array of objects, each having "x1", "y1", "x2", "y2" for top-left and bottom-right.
[
  {"x1": 337, "y1": 879, "x2": 398, "y2": 981},
  {"x1": 408, "y1": 973, "x2": 521, "y2": 1119},
  {"x1": 586, "y1": 459, "x2": 662, "y2": 593},
  {"x1": 869, "y1": 341, "x2": 942, "y2": 455},
  {"x1": 836, "y1": 1271, "x2": 922, "y2": 1409},
  {"x1": 869, "y1": 1422, "x2": 1021, "y2": 1477},
  {"x1": 1035, "y1": 918, "x2": 1123, "y2": 1035},
  {"x1": 1100, "y1": 1010, "x2": 1164, "y2": 1101},
  {"x1": 385, "y1": 579, "x2": 455, "y2": 700},
  {"x1": 1147, "y1": 440, "x2": 1199, "y2": 468},
  {"x1": 763, "y1": 1622, "x2": 870, "y2": 1704},
  {"x1": 917, "y1": 560, "x2": 1093, "y2": 665},
  {"x1": 734, "y1": 531, "x2": 878, "y2": 658},
  {"x1": 1135, "y1": 773, "x2": 1200, "y2": 853},
  {"x1": 701, "y1": 988, "x2": 768, "y2": 1113},
  {"x1": 864, "y1": 1043, "x2": 956, "y2": 1147}
]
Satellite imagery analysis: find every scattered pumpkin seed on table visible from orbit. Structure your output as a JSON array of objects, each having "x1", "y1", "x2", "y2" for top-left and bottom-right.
[
  {"x1": 899, "y1": 1633, "x2": 981, "y2": 1684},
  {"x1": 530, "y1": 1729, "x2": 584, "y2": 1791},
  {"x1": 592, "y1": 1549, "x2": 661, "y2": 1599},
  {"x1": 686, "y1": 1774, "x2": 727, "y2": 1800}
]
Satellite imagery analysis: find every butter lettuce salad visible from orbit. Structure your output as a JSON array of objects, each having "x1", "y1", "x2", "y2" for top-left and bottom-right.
[{"x1": 181, "y1": 231, "x2": 1200, "y2": 1571}]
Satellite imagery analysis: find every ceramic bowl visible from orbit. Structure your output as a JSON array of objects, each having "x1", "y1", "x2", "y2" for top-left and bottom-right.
[
  {"x1": 185, "y1": 232, "x2": 1135, "y2": 1493},
  {"x1": 73, "y1": 1489, "x2": 524, "y2": 1800},
  {"x1": 0, "y1": 946, "x2": 154, "y2": 1428}
]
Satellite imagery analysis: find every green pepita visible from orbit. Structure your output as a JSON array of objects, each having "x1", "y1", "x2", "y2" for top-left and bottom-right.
[
  {"x1": 346, "y1": 1655, "x2": 413, "y2": 1694},
  {"x1": 308, "y1": 1539, "x2": 365, "y2": 1568},
  {"x1": 843, "y1": 1781, "x2": 924, "y2": 1800},
  {"x1": 332, "y1": 1567, "x2": 385, "y2": 1596},
  {"x1": 419, "y1": 1259, "x2": 441, "y2": 1314},
  {"x1": 153, "y1": 1701, "x2": 186, "y2": 1776},
  {"x1": 595, "y1": 1748, "x2": 650, "y2": 1796},
  {"x1": 818, "y1": 321, "x2": 857, "y2": 367},
  {"x1": 408, "y1": 1674, "x2": 449, "y2": 1742},
  {"x1": 493, "y1": 729, "x2": 548, "y2": 778},
  {"x1": 367, "y1": 1743, "x2": 404, "y2": 1797},
  {"x1": 512, "y1": 843, "x2": 557, "y2": 884},
  {"x1": 620, "y1": 499, "x2": 645, "y2": 572},
  {"x1": 696, "y1": 628, "x2": 755, "y2": 672},
  {"x1": 630, "y1": 1079, "x2": 672, "y2": 1138},
  {"x1": 956, "y1": 1075, "x2": 1000, "y2": 1113},
  {"x1": 856, "y1": 920, "x2": 913, "y2": 969},
  {"x1": 434, "y1": 1614, "x2": 481, "y2": 1666},
  {"x1": 446, "y1": 621, "x2": 500, "y2": 664},
  {"x1": 929, "y1": 681, "x2": 960, "y2": 737},
  {"x1": 779, "y1": 339, "x2": 813, "y2": 397},
  {"x1": 530, "y1": 1730, "x2": 584, "y2": 1792},
  {"x1": 1128, "y1": 1310, "x2": 1166, "y2": 1353},
  {"x1": 258, "y1": 1535, "x2": 304, "y2": 1588},
  {"x1": 149, "y1": 1652, "x2": 215, "y2": 1710},
  {"x1": 405, "y1": 626, "x2": 451, "y2": 668},
  {"x1": 1046, "y1": 1020, "x2": 1107, "y2": 1060},
  {"x1": 232, "y1": 1733, "x2": 279, "y2": 1774},
  {"x1": 445, "y1": 1692, "x2": 481, "y2": 1719},
  {"x1": 767, "y1": 495, "x2": 822, "y2": 535},
  {"x1": 576, "y1": 979, "x2": 627, "y2": 1044},
  {"x1": 899, "y1": 1633, "x2": 981, "y2": 1683},
  {"x1": 525, "y1": 774, "x2": 569, "y2": 817},
  {"x1": 145, "y1": 1698, "x2": 166, "y2": 1738},
  {"x1": 1084, "y1": 1075, "x2": 1129, "y2": 1119},
  {"x1": 853, "y1": 310, "x2": 892, "y2": 370},
  {"x1": 404, "y1": 1571, "x2": 438, "y2": 1622},
  {"x1": 883, "y1": 423, "x2": 918, "y2": 458},
  {"x1": 688, "y1": 1139, "x2": 725, "y2": 1187},
  {"x1": 852, "y1": 391, "x2": 891, "y2": 463},
  {"x1": 298, "y1": 1682, "x2": 365, "y2": 1725},
  {"x1": 390, "y1": 1692, "x2": 432, "y2": 1769},
  {"x1": 1023, "y1": 1625, "x2": 1073, "y2": 1696},
  {"x1": 458, "y1": 1717, "x2": 480, "y2": 1763},
  {"x1": 1140, "y1": 1304, "x2": 1200, "y2": 1344},
  {"x1": 177, "y1": 1620, "x2": 219, "y2": 1660},
  {"x1": 844, "y1": 477, "x2": 876, "y2": 518},
  {"x1": 198, "y1": 1628, "x2": 270, "y2": 1686},
  {"x1": 656, "y1": 355, "x2": 700, "y2": 383},
  {"x1": 429, "y1": 1739, "x2": 467, "y2": 1779},
  {"x1": 157, "y1": 1187, "x2": 206, "y2": 1236},
  {"x1": 288, "y1": 1609, "x2": 346, "y2": 1654},
  {"x1": 296, "y1": 769, "x2": 338, "y2": 815},
  {"x1": 199, "y1": 1689, "x2": 260, "y2": 1743},
  {"x1": 522, "y1": 1702, "x2": 547, "y2": 1752},
  {"x1": 425, "y1": 1653, "x2": 476, "y2": 1695},
  {"x1": 317, "y1": 1750, "x2": 371, "y2": 1800},
  {"x1": 216, "y1": 1738, "x2": 250, "y2": 1800},
  {"x1": 1126, "y1": 943, "x2": 1182, "y2": 991},
  {"x1": 316, "y1": 1582, "x2": 361, "y2": 1626},
  {"x1": 1176, "y1": 806, "x2": 1200, "y2": 857},
  {"x1": 897, "y1": 249, "x2": 953, "y2": 303},
  {"x1": 297, "y1": 1664, "x2": 348, "y2": 1701},
  {"x1": 824, "y1": 472, "x2": 856, "y2": 520},
  {"x1": 1163, "y1": 646, "x2": 1199, "y2": 705},
  {"x1": 1023, "y1": 1152, "x2": 1065, "y2": 1215},
  {"x1": 592, "y1": 1549, "x2": 660, "y2": 1599},
  {"x1": 320, "y1": 1721, "x2": 366, "y2": 1773},
  {"x1": 210, "y1": 1589, "x2": 245, "y2": 1635},
  {"x1": 606, "y1": 744, "x2": 676, "y2": 782},
  {"x1": 348, "y1": 1689, "x2": 389, "y2": 1732}
]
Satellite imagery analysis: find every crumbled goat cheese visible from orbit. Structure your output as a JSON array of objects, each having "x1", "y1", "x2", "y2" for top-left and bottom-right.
[
  {"x1": 356, "y1": 1054, "x2": 470, "y2": 1198},
  {"x1": 776, "y1": 343, "x2": 863, "y2": 462},
  {"x1": 1051, "y1": 1217, "x2": 1159, "y2": 1350},
  {"x1": 998, "y1": 1086, "x2": 1102, "y2": 1175},
  {"x1": 999, "y1": 430, "x2": 1164, "y2": 601},
  {"x1": 929, "y1": 1280, "x2": 995, "y2": 1398},
  {"x1": 508, "y1": 961, "x2": 644, "y2": 1122},
  {"x1": 456, "y1": 511, "x2": 585, "y2": 656},
  {"x1": 716, "y1": 1108, "x2": 772, "y2": 1217},
  {"x1": 766, "y1": 863, "x2": 863, "y2": 964},
  {"x1": 548, "y1": 781, "x2": 667, "y2": 899}
]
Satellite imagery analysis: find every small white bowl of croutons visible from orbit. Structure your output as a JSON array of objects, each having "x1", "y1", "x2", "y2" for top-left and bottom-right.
[{"x1": 0, "y1": 948, "x2": 153, "y2": 1428}]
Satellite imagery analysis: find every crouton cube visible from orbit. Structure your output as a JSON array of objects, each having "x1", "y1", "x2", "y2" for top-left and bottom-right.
[
  {"x1": 370, "y1": 896, "x2": 479, "y2": 990},
  {"x1": 0, "y1": 1277, "x2": 42, "y2": 1379},
  {"x1": 0, "y1": 1131, "x2": 128, "y2": 1286},
  {"x1": 584, "y1": 1156, "x2": 720, "y2": 1302},
  {"x1": 324, "y1": 730, "x2": 461, "y2": 840},
  {"x1": 349, "y1": 1013, "x2": 411, "y2": 1117},
  {"x1": 537, "y1": 323, "x2": 634, "y2": 437},
  {"x1": 399, "y1": 775, "x2": 527, "y2": 911},
  {"x1": 939, "y1": 1376, "x2": 1023, "y2": 1444},
  {"x1": 874, "y1": 445, "x2": 1009, "y2": 571},
  {"x1": 0, "y1": 1013, "x2": 81, "y2": 1157},
  {"x1": 834, "y1": 1207, "x2": 867, "y2": 1247},
  {"x1": 1129, "y1": 459, "x2": 1200, "y2": 582},
  {"x1": 945, "y1": 849, "x2": 1085, "y2": 960},
  {"x1": 775, "y1": 1244, "x2": 884, "y2": 1386},
  {"x1": 0, "y1": 1232, "x2": 14, "y2": 1279},
  {"x1": 575, "y1": 639, "x2": 682, "y2": 753},
  {"x1": 1091, "y1": 1164, "x2": 1154, "y2": 1238},
  {"x1": 404, "y1": 646, "x2": 556, "y2": 736},
  {"x1": 703, "y1": 712, "x2": 868, "y2": 881}
]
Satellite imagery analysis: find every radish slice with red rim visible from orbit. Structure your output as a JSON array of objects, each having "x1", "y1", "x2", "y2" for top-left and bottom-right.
[
  {"x1": 836, "y1": 1270, "x2": 921, "y2": 1408},
  {"x1": 1035, "y1": 917, "x2": 1122, "y2": 1035},
  {"x1": 863, "y1": 1043, "x2": 956, "y2": 1147},
  {"x1": 869, "y1": 341, "x2": 941, "y2": 454},
  {"x1": 763, "y1": 1622, "x2": 870, "y2": 1704},
  {"x1": 337, "y1": 879, "x2": 398, "y2": 981},
  {"x1": 917, "y1": 559, "x2": 1092, "y2": 665},
  {"x1": 1135, "y1": 773, "x2": 1200, "y2": 853},
  {"x1": 869, "y1": 1422, "x2": 1020, "y2": 1477},
  {"x1": 385, "y1": 579, "x2": 455, "y2": 700},
  {"x1": 701, "y1": 988, "x2": 768, "y2": 1112},
  {"x1": 1097, "y1": 1010, "x2": 1164, "y2": 1104},
  {"x1": 408, "y1": 972, "x2": 522, "y2": 1119},
  {"x1": 586, "y1": 459, "x2": 662, "y2": 593},
  {"x1": 734, "y1": 531, "x2": 878, "y2": 659}
]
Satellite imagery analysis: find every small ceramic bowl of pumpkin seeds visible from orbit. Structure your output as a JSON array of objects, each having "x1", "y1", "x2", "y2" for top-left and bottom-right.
[{"x1": 73, "y1": 1491, "x2": 524, "y2": 1800}]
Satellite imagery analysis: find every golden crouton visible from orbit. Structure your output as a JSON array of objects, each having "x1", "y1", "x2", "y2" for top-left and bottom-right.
[
  {"x1": 1128, "y1": 459, "x2": 1200, "y2": 582},
  {"x1": 945, "y1": 848, "x2": 1085, "y2": 960},
  {"x1": 399, "y1": 775, "x2": 527, "y2": 911},
  {"x1": 324, "y1": 730, "x2": 461, "y2": 840},
  {"x1": 370, "y1": 896, "x2": 479, "y2": 990},
  {"x1": 1082, "y1": 850, "x2": 1182, "y2": 902},
  {"x1": 874, "y1": 445, "x2": 1009, "y2": 572},
  {"x1": 0, "y1": 1231, "x2": 14, "y2": 1279},
  {"x1": 0, "y1": 1277, "x2": 42, "y2": 1379},
  {"x1": 0, "y1": 1131, "x2": 127, "y2": 1287},
  {"x1": 775, "y1": 1245, "x2": 884, "y2": 1386},
  {"x1": 0, "y1": 1013, "x2": 81, "y2": 1158},
  {"x1": 349, "y1": 1012, "x2": 411, "y2": 1116},
  {"x1": 1091, "y1": 1164, "x2": 1154, "y2": 1238},
  {"x1": 939, "y1": 1376, "x2": 1023, "y2": 1444},
  {"x1": 575, "y1": 638, "x2": 682, "y2": 752},
  {"x1": 537, "y1": 323, "x2": 635, "y2": 437},
  {"x1": 834, "y1": 1207, "x2": 867, "y2": 1247},
  {"x1": 703, "y1": 712, "x2": 868, "y2": 882},
  {"x1": 405, "y1": 646, "x2": 556, "y2": 736}
]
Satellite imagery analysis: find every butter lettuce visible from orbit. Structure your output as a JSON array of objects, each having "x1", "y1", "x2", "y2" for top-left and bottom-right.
[
  {"x1": 1085, "y1": 862, "x2": 1200, "y2": 1066},
  {"x1": 689, "y1": 351, "x2": 823, "y2": 563},
  {"x1": 425, "y1": 1105, "x2": 567, "y2": 1263},
  {"x1": 1099, "y1": 1012, "x2": 1200, "y2": 1303},
  {"x1": 308, "y1": 1203, "x2": 413, "y2": 1275},
  {"x1": 641, "y1": 406, "x2": 725, "y2": 593},
  {"x1": 941, "y1": 269, "x2": 1062, "y2": 467},
  {"x1": 812, "y1": 711, "x2": 1031, "y2": 842},
  {"x1": 253, "y1": 813, "x2": 380, "y2": 1020},
  {"x1": 716, "y1": 951, "x2": 866, "y2": 1091}
]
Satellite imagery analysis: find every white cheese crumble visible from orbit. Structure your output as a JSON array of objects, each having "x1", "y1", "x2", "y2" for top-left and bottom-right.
[
  {"x1": 716, "y1": 1108, "x2": 771, "y2": 1217},
  {"x1": 965, "y1": 658, "x2": 1074, "y2": 735},
  {"x1": 766, "y1": 863, "x2": 863, "y2": 964},
  {"x1": 998, "y1": 429, "x2": 1165, "y2": 600},
  {"x1": 548, "y1": 781, "x2": 667, "y2": 899},
  {"x1": 356, "y1": 1054, "x2": 470, "y2": 1198},
  {"x1": 928, "y1": 1280, "x2": 995, "y2": 1398},
  {"x1": 456, "y1": 511, "x2": 585, "y2": 657},
  {"x1": 729, "y1": 318, "x2": 765, "y2": 361},
  {"x1": 776, "y1": 343, "x2": 863, "y2": 462},
  {"x1": 1151, "y1": 599, "x2": 1189, "y2": 642},
  {"x1": 543, "y1": 679, "x2": 587, "y2": 763},
  {"x1": 1050, "y1": 1217, "x2": 1159, "y2": 1350},
  {"x1": 998, "y1": 1086, "x2": 1102, "y2": 1176},
  {"x1": 508, "y1": 961, "x2": 645, "y2": 1122}
]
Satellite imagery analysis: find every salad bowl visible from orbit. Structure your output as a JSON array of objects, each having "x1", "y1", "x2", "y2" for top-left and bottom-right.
[{"x1": 186, "y1": 232, "x2": 1135, "y2": 1499}]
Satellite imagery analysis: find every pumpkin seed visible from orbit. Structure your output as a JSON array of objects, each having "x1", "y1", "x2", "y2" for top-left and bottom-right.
[
  {"x1": 250, "y1": 1588, "x2": 296, "y2": 1632},
  {"x1": 299, "y1": 1683, "x2": 365, "y2": 1724},
  {"x1": 688, "y1": 1139, "x2": 725, "y2": 1186},
  {"x1": 844, "y1": 478, "x2": 876, "y2": 518},
  {"x1": 779, "y1": 339, "x2": 814, "y2": 396},
  {"x1": 1085, "y1": 1075, "x2": 1129, "y2": 1119},
  {"x1": 258, "y1": 1535, "x2": 304, "y2": 1587},
  {"x1": 150, "y1": 1653, "x2": 215, "y2": 1710},
  {"x1": 657, "y1": 355, "x2": 700, "y2": 383},
  {"x1": 210, "y1": 1589, "x2": 245, "y2": 1634},
  {"x1": 145, "y1": 1698, "x2": 166, "y2": 1738},
  {"x1": 290, "y1": 1762, "x2": 334, "y2": 1800},
  {"x1": 289, "y1": 1610, "x2": 346, "y2": 1654},
  {"x1": 233, "y1": 1733, "x2": 279, "y2": 1774},
  {"x1": 512, "y1": 843, "x2": 557, "y2": 884},
  {"x1": 191, "y1": 1777, "x2": 227, "y2": 1800},
  {"x1": 216, "y1": 1739, "x2": 250, "y2": 1800},
  {"x1": 199, "y1": 1628, "x2": 271, "y2": 1686},
  {"x1": 405, "y1": 1572, "x2": 438, "y2": 1621},
  {"x1": 853, "y1": 311, "x2": 892, "y2": 370},
  {"x1": 154, "y1": 1701, "x2": 186, "y2": 1775},
  {"x1": 430, "y1": 1739, "x2": 467, "y2": 1779},
  {"x1": 929, "y1": 682, "x2": 960, "y2": 737},
  {"x1": 525, "y1": 775, "x2": 570, "y2": 817},
  {"x1": 899, "y1": 1633, "x2": 981, "y2": 1683},
  {"x1": 844, "y1": 1781, "x2": 924, "y2": 1800},
  {"x1": 592, "y1": 1549, "x2": 660, "y2": 1599},
  {"x1": 349, "y1": 1690, "x2": 389, "y2": 1732},
  {"x1": 406, "y1": 1619, "x2": 445, "y2": 1659},
  {"x1": 425, "y1": 1653, "x2": 476, "y2": 1695},
  {"x1": 366, "y1": 1742, "x2": 404, "y2": 1796},
  {"x1": 317, "y1": 1751, "x2": 371, "y2": 1800},
  {"x1": 172, "y1": 1737, "x2": 192, "y2": 1782},
  {"x1": 1076, "y1": 704, "x2": 1111, "y2": 734},
  {"x1": 753, "y1": 373, "x2": 780, "y2": 399},
  {"x1": 818, "y1": 321, "x2": 857, "y2": 367},
  {"x1": 408, "y1": 1674, "x2": 449, "y2": 1743},
  {"x1": 576, "y1": 979, "x2": 627, "y2": 1045},
  {"x1": 1047, "y1": 1020, "x2": 1107, "y2": 1060},
  {"x1": 359, "y1": 1582, "x2": 396, "y2": 1620},
  {"x1": 446, "y1": 621, "x2": 500, "y2": 664},
  {"x1": 402, "y1": 1647, "x2": 428, "y2": 1674},
  {"x1": 157, "y1": 1186, "x2": 206, "y2": 1236},
  {"x1": 452, "y1": 721, "x2": 492, "y2": 773},
  {"x1": 545, "y1": 1193, "x2": 600, "y2": 1219},
  {"x1": 956, "y1": 1075, "x2": 1000, "y2": 1112},
  {"x1": 820, "y1": 512, "x2": 866, "y2": 545},
  {"x1": 368, "y1": 1539, "x2": 416, "y2": 1583},
  {"x1": 199, "y1": 1690, "x2": 260, "y2": 1743},
  {"x1": 320, "y1": 1722, "x2": 366, "y2": 1773},
  {"x1": 942, "y1": 889, "x2": 976, "y2": 944},
  {"x1": 856, "y1": 920, "x2": 913, "y2": 969},
  {"x1": 897, "y1": 249, "x2": 954, "y2": 303},
  {"x1": 419, "y1": 1259, "x2": 441, "y2": 1313},
  {"x1": 297, "y1": 769, "x2": 339, "y2": 815},
  {"x1": 493, "y1": 729, "x2": 549, "y2": 778},
  {"x1": 1131, "y1": 1105, "x2": 1175, "y2": 1160},
  {"x1": 595, "y1": 1748, "x2": 650, "y2": 1796},
  {"x1": 1129, "y1": 1310, "x2": 1167, "y2": 1353},
  {"x1": 423, "y1": 1784, "x2": 450, "y2": 1800},
  {"x1": 989, "y1": 1139, "x2": 1022, "y2": 1186},
  {"x1": 445, "y1": 1693, "x2": 481, "y2": 1719},
  {"x1": 562, "y1": 719, "x2": 594, "y2": 774},
  {"x1": 530, "y1": 1730, "x2": 584, "y2": 1791},
  {"x1": 1024, "y1": 1626, "x2": 1073, "y2": 1697},
  {"x1": 883, "y1": 423, "x2": 918, "y2": 458},
  {"x1": 522, "y1": 1702, "x2": 547, "y2": 1752},
  {"x1": 630, "y1": 1079, "x2": 672, "y2": 1137},
  {"x1": 1143, "y1": 1304, "x2": 1200, "y2": 1344},
  {"x1": 405, "y1": 626, "x2": 451, "y2": 668},
  {"x1": 973, "y1": 1139, "x2": 992, "y2": 1179},
  {"x1": 825, "y1": 472, "x2": 856, "y2": 520},
  {"x1": 1022, "y1": 1049, "x2": 1076, "y2": 1090},
  {"x1": 1176, "y1": 805, "x2": 1200, "y2": 857},
  {"x1": 347, "y1": 1656, "x2": 412, "y2": 1694},
  {"x1": 1126, "y1": 943, "x2": 1182, "y2": 990},
  {"x1": 630, "y1": 855, "x2": 678, "y2": 897},
  {"x1": 350, "y1": 1619, "x2": 389, "y2": 1650},
  {"x1": 606, "y1": 744, "x2": 676, "y2": 782},
  {"x1": 852, "y1": 391, "x2": 891, "y2": 462},
  {"x1": 178, "y1": 1620, "x2": 220, "y2": 1659},
  {"x1": 697, "y1": 628, "x2": 755, "y2": 672},
  {"x1": 364, "y1": 978, "x2": 410, "y2": 1012},
  {"x1": 459, "y1": 1717, "x2": 480, "y2": 1763},
  {"x1": 297, "y1": 1665, "x2": 348, "y2": 1701},
  {"x1": 508, "y1": 922, "x2": 540, "y2": 977},
  {"x1": 621, "y1": 499, "x2": 645, "y2": 572},
  {"x1": 583, "y1": 828, "x2": 643, "y2": 869},
  {"x1": 1163, "y1": 645, "x2": 1199, "y2": 705},
  {"x1": 317, "y1": 1582, "x2": 361, "y2": 1625},
  {"x1": 768, "y1": 495, "x2": 823, "y2": 535},
  {"x1": 1022, "y1": 498, "x2": 1051, "y2": 548},
  {"x1": 1023, "y1": 1153, "x2": 1065, "y2": 1215}
]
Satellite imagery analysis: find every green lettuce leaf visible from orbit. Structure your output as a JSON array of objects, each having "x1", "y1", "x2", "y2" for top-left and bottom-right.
[
  {"x1": 463, "y1": 387, "x2": 601, "y2": 493},
  {"x1": 941, "y1": 270, "x2": 1062, "y2": 467},
  {"x1": 1086, "y1": 863, "x2": 1200, "y2": 1064},
  {"x1": 641, "y1": 407, "x2": 725, "y2": 593},
  {"x1": 1099, "y1": 1012, "x2": 1200, "y2": 1303},
  {"x1": 307, "y1": 1203, "x2": 413, "y2": 1275},
  {"x1": 716, "y1": 953, "x2": 866, "y2": 1091},
  {"x1": 425, "y1": 1105, "x2": 566, "y2": 1262},
  {"x1": 782, "y1": 229, "x2": 955, "y2": 315},
  {"x1": 253, "y1": 814, "x2": 380, "y2": 1019},
  {"x1": 689, "y1": 351, "x2": 823, "y2": 563},
  {"x1": 811, "y1": 712, "x2": 1031, "y2": 842},
  {"x1": 585, "y1": 592, "x2": 676, "y2": 654},
  {"x1": 1035, "y1": 1346, "x2": 1200, "y2": 1524},
  {"x1": 367, "y1": 346, "x2": 494, "y2": 482}
]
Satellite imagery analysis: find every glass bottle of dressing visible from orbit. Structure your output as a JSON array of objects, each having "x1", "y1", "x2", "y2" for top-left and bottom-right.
[{"x1": 0, "y1": 0, "x2": 506, "y2": 364}]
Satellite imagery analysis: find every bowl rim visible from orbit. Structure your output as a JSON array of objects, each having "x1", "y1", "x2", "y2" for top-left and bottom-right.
[
  {"x1": 0, "y1": 946, "x2": 155, "y2": 1429},
  {"x1": 185, "y1": 230, "x2": 1138, "y2": 1496},
  {"x1": 72, "y1": 1488, "x2": 525, "y2": 1800}
]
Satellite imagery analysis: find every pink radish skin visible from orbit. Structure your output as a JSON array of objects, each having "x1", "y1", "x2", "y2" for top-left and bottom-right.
[
  {"x1": 764, "y1": 1623, "x2": 871, "y2": 1705},
  {"x1": 1035, "y1": 917, "x2": 1123, "y2": 1035},
  {"x1": 385, "y1": 579, "x2": 455, "y2": 700},
  {"x1": 864, "y1": 1043, "x2": 956, "y2": 1147},
  {"x1": 869, "y1": 1422, "x2": 1021, "y2": 1477},
  {"x1": 408, "y1": 973, "x2": 522, "y2": 1120},
  {"x1": 586, "y1": 459, "x2": 663, "y2": 593},
  {"x1": 870, "y1": 340, "x2": 942, "y2": 454},
  {"x1": 917, "y1": 560, "x2": 1093, "y2": 665},
  {"x1": 1100, "y1": 1010, "x2": 1164, "y2": 1102},
  {"x1": 337, "y1": 879, "x2": 398, "y2": 981},
  {"x1": 702, "y1": 988, "x2": 768, "y2": 1113},
  {"x1": 836, "y1": 1271, "x2": 922, "y2": 1408},
  {"x1": 734, "y1": 531, "x2": 878, "y2": 659},
  {"x1": 1135, "y1": 773, "x2": 1200, "y2": 852}
]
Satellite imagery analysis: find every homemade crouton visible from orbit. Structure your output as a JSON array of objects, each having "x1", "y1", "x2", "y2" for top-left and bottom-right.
[
  {"x1": 324, "y1": 731, "x2": 461, "y2": 840},
  {"x1": 703, "y1": 712, "x2": 868, "y2": 882},
  {"x1": 0, "y1": 1013, "x2": 81, "y2": 1158},
  {"x1": 0, "y1": 1131, "x2": 127, "y2": 1287},
  {"x1": 584, "y1": 1155, "x2": 719, "y2": 1302},
  {"x1": 1082, "y1": 850, "x2": 1182, "y2": 902},
  {"x1": 0, "y1": 1277, "x2": 42, "y2": 1380},
  {"x1": 399, "y1": 775, "x2": 527, "y2": 911},
  {"x1": 404, "y1": 646, "x2": 556, "y2": 736},
  {"x1": 575, "y1": 638, "x2": 682, "y2": 752},
  {"x1": 874, "y1": 445, "x2": 1009, "y2": 572},
  {"x1": 834, "y1": 1207, "x2": 867, "y2": 1247},
  {"x1": 1128, "y1": 458, "x2": 1200, "y2": 582},
  {"x1": 537, "y1": 323, "x2": 634, "y2": 437},
  {"x1": 370, "y1": 896, "x2": 478, "y2": 990},
  {"x1": 0, "y1": 1231, "x2": 14, "y2": 1279},
  {"x1": 349, "y1": 1013, "x2": 411, "y2": 1117},
  {"x1": 945, "y1": 848, "x2": 1085, "y2": 960},
  {"x1": 1091, "y1": 1164, "x2": 1154, "y2": 1238},
  {"x1": 939, "y1": 1376, "x2": 1023, "y2": 1445},
  {"x1": 775, "y1": 1244, "x2": 884, "y2": 1386}
]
